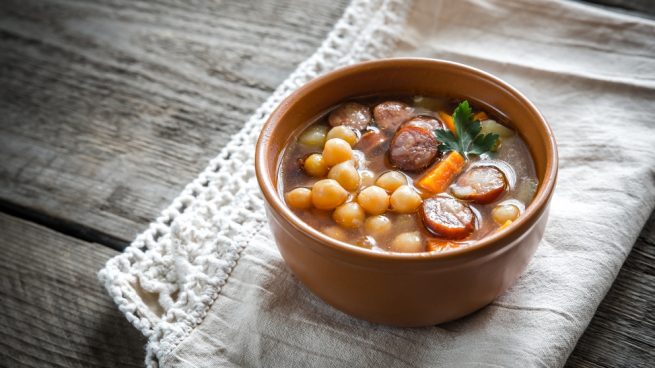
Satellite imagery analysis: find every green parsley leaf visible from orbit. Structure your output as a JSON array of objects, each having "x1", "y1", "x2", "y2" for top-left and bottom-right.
[{"x1": 435, "y1": 100, "x2": 499, "y2": 158}]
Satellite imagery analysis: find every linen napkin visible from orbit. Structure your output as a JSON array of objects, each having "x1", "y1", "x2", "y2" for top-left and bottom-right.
[{"x1": 99, "y1": 0, "x2": 655, "y2": 367}]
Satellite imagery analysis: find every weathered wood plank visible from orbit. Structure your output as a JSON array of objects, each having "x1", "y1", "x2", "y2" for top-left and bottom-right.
[
  {"x1": 0, "y1": 0, "x2": 349, "y2": 243},
  {"x1": 566, "y1": 211, "x2": 655, "y2": 368},
  {"x1": 0, "y1": 212, "x2": 145, "y2": 367}
]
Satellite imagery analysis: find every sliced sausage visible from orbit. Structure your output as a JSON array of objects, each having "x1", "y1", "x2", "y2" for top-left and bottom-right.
[
  {"x1": 373, "y1": 101, "x2": 414, "y2": 132},
  {"x1": 388, "y1": 125, "x2": 438, "y2": 171},
  {"x1": 355, "y1": 130, "x2": 387, "y2": 155},
  {"x1": 451, "y1": 166, "x2": 507, "y2": 204},
  {"x1": 420, "y1": 196, "x2": 475, "y2": 239},
  {"x1": 403, "y1": 115, "x2": 444, "y2": 132},
  {"x1": 328, "y1": 102, "x2": 371, "y2": 131}
]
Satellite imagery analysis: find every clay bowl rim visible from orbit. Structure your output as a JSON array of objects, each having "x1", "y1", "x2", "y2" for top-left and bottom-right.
[{"x1": 255, "y1": 58, "x2": 558, "y2": 263}]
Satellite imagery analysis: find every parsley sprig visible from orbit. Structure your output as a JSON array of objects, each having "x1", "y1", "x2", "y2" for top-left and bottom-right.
[{"x1": 435, "y1": 100, "x2": 499, "y2": 158}]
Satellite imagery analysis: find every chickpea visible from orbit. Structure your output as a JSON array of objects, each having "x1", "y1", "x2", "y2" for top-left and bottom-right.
[
  {"x1": 355, "y1": 236, "x2": 376, "y2": 249},
  {"x1": 322, "y1": 138, "x2": 353, "y2": 167},
  {"x1": 322, "y1": 225, "x2": 347, "y2": 241},
  {"x1": 328, "y1": 161, "x2": 360, "y2": 192},
  {"x1": 311, "y1": 179, "x2": 348, "y2": 210},
  {"x1": 332, "y1": 202, "x2": 365, "y2": 229},
  {"x1": 359, "y1": 170, "x2": 376, "y2": 187},
  {"x1": 285, "y1": 187, "x2": 312, "y2": 209},
  {"x1": 357, "y1": 185, "x2": 390, "y2": 215},
  {"x1": 298, "y1": 124, "x2": 328, "y2": 147},
  {"x1": 492, "y1": 204, "x2": 520, "y2": 225},
  {"x1": 364, "y1": 215, "x2": 392, "y2": 237},
  {"x1": 375, "y1": 171, "x2": 407, "y2": 192},
  {"x1": 390, "y1": 231, "x2": 423, "y2": 253},
  {"x1": 326, "y1": 125, "x2": 359, "y2": 147},
  {"x1": 303, "y1": 153, "x2": 328, "y2": 177},
  {"x1": 390, "y1": 185, "x2": 423, "y2": 213}
]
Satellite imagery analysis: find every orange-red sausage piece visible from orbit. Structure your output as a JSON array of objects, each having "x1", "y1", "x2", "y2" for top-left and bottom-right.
[
  {"x1": 329, "y1": 102, "x2": 371, "y2": 130},
  {"x1": 388, "y1": 125, "x2": 438, "y2": 171},
  {"x1": 403, "y1": 115, "x2": 444, "y2": 132},
  {"x1": 451, "y1": 166, "x2": 507, "y2": 204},
  {"x1": 421, "y1": 196, "x2": 475, "y2": 239},
  {"x1": 373, "y1": 101, "x2": 414, "y2": 132},
  {"x1": 355, "y1": 130, "x2": 387, "y2": 155}
]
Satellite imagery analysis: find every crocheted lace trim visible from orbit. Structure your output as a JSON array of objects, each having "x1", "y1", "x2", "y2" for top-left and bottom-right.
[{"x1": 98, "y1": 0, "x2": 410, "y2": 365}]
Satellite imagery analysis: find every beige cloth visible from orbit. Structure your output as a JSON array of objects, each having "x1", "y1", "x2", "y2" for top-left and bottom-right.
[{"x1": 103, "y1": 0, "x2": 655, "y2": 367}]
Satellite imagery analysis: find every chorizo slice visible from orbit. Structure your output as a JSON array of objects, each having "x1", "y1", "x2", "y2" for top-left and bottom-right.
[
  {"x1": 420, "y1": 196, "x2": 475, "y2": 239},
  {"x1": 451, "y1": 166, "x2": 507, "y2": 204},
  {"x1": 373, "y1": 101, "x2": 414, "y2": 132},
  {"x1": 328, "y1": 102, "x2": 372, "y2": 130},
  {"x1": 355, "y1": 130, "x2": 387, "y2": 155},
  {"x1": 388, "y1": 125, "x2": 438, "y2": 171},
  {"x1": 403, "y1": 115, "x2": 444, "y2": 132}
]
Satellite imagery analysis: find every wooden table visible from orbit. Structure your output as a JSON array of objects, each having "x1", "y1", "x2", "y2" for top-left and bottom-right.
[{"x1": 0, "y1": 0, "x2": 652, "y2": 366}]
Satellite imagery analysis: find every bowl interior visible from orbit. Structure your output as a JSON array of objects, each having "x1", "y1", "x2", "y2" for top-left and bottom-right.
[{"x1": 257, "y1": 58, "x2": 557, "y2": 259}]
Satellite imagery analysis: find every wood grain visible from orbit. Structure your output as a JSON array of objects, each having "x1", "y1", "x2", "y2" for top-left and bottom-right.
[
  {"x1": 0, "y1": 0, "x2": 349, "y2": 243},
  {"x1": 0, "y1": 212, "x2": 145, "y2": 367}
]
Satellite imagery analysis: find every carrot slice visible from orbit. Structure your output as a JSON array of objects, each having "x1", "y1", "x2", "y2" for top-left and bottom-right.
[
  {"x1": 438, "y1": 111, "x2": 456, "y2": 135},
  {"x1": 439, "y1": 111, "x2": 487, "y2": 135},
  {"x1": 426, "y1": 239, "x2": 460, "y2": 252},
  {"x1": 473, "y1": 111, "x2": 488, "y2": 121},
  {"x1": 416, "y1": 151, "x2": 466, "y2": 193}
]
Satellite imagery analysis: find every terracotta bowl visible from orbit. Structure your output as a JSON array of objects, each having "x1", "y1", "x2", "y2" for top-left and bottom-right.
[{"x1": 255, "y1": 58, "x2": 557, "y2": 327}]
